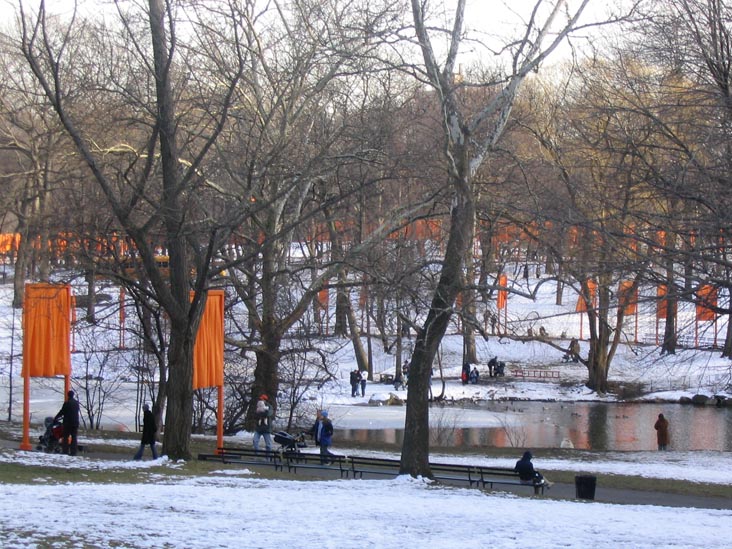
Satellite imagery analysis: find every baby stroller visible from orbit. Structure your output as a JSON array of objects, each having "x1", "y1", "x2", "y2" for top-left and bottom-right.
[
  {"x1": 36, "y1": 416, "x2": 64, "y2": 453},
  {"x1": 274, "y1": 431, "x2": 306, "y2": 455}
]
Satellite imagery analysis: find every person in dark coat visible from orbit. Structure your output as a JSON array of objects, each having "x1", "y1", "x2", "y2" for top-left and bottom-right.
[
  {"x1": 253, "y1": 394, "x2": 273, "y2": 455},
  {"x1": 461, "y1": 362, "x2": 470, "y2": 385},
  {"x1": 54, "y1": 390, "x2": 80, "y2": 456},
  {"x1": 487, "y1": 356, "x2": 498, "y2": 377},
  {"x1": 133, "y1": 403, "x2": 158, "y2": 460},
  {"x1": 654, "y1": 413, "x2": 670, "y2": 450},
  {"x1": 514, "y1": 450, "x2": 544, "y2": 484},
  {"x1": 349, "y1": 369, "x2": 360, "y2": 397}
]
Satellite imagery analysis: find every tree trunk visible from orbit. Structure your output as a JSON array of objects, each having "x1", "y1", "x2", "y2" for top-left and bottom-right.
[
  {"x1": 85, "y1": 269, "x2": 96, "y2": 323},
  {"x1": 246, "y1": 325, "x2": 282, "y2": 429},
  {"x1": 661, "y1": 258, "x2": 678, "y2": 355},
  {"x1": 162, "y1": 321, "x2": 195, "y2": 460},
  {"x1": 149, "y1": 0, "x2": 195, "y2": 460},
  {"x1": 400, "y1": 170, "x2": 475, "y2": 476},
  {"x1": 462, "y1": 249, "x2": 478, "y2": 364},
  {"x1": 346, "y1": 295, "x2": 370, "y2": 377},
  {"x1": 13, "y1": 226, "x2": 31, "y2": 308},
  {"x1": 333, "y1": 270, "x2": 349, "y2": 337}
]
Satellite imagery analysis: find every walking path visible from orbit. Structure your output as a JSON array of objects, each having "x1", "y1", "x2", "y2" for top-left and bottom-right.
[{"x1": 2, "y1": 432, "x2": 730, "y2": 510}]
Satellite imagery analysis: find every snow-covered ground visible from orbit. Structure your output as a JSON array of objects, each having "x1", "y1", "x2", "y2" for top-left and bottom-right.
[{"x1": 0, "y1": 446, "x2": 730, "y2": 549}]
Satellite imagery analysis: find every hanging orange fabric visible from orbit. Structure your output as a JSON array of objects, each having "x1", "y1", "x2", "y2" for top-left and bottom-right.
[
  {"x1": 22, "y1": 283, "x2": 72, "y2": 377},
  {"x1": 618, "y1": 281, "x2": 637, "y2": 315},
  {"x1": 695, "y1": 285, "x2": 717, "y2": 322},
  {"x1": 656, "y1": 284, "x2": 678, "y2": 318},
  {"x1": 497, "y1": 274, "x2": 507, "y2": 309},
  {"x1": 192, "y1": 290, "x2": 225, "y2": 390},
  {"x1": 318, "y1": 288, "x2": 329, "y2": 309},
  {"x1": 575, "y1": 279, "x2": 597, "y2": 312}
]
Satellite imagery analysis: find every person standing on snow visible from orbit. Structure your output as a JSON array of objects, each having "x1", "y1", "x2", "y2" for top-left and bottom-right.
[
  {"x1": 350, "y1": 369, "x2": 360, "y2": 397},
  {"x1": 133, "y1": 403, "x2": 158, "y2": 460},
  {"x1": 253, "y1": 394, "x2": 273, "y2": 455},
  {"x1": 309, "y1": 410, "x2": 335, "y2": 464},
  {"x1": 461, "y1": 362, "x2": 470, "y2": 384},
  {"x1": 359, "y1": 370, "x2": 367, "y2": 397},
  {"x1": 654, "y1": 413, "x2": 670, "y2": 450},
  {"x1": 54, "y1": 390, "x2": 80, "y2": 456}
]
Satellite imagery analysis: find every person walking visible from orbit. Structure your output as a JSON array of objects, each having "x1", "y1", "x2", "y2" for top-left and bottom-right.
[
  {"x1": 253, "y1": 394, "x2": 273, "y2": 455},
  {"x1": 654, "y1": 413, "x2": 670, "y2": 450},
  {"x1": 54, "y1": 390, "x2": 80, "y2": 456},
  {"x1": 133, "y1": 403, "x2": 158, "y2": 460}
]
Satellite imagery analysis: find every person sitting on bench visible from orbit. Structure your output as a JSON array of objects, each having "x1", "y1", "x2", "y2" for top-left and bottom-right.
[{"x1": 514, "y1": 450, "x2": 545, "y2": 485}]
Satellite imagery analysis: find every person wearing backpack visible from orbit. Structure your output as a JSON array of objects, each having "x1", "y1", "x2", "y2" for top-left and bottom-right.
[{"x1": 253, "y1": 394, "x2": 273, "y2": 455}]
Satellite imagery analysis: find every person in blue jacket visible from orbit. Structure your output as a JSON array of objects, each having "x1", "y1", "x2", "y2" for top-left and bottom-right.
[{"x1": 310, "y1": 410, "x2": 335, "y2": 464}]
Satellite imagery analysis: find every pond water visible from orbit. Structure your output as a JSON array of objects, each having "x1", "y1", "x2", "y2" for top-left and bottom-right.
[{"x1": 336, "y1": 401, "x2": 732, "y2": 452}]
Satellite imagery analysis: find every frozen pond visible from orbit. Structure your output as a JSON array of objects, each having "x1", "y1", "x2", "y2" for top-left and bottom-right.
[
  {"x1": 3, "y1": 378, "x2": 731, "y2": 451},
  {"x1": 334, "y1": 400, "x2": 732, "y2": 452}
]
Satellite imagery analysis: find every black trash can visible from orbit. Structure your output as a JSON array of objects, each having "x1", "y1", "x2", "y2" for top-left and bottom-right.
[{"x1": 575, "y1": 475, "x2": 597, "y2": 500}]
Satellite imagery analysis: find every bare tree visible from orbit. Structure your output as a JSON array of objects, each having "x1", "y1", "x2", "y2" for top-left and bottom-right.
[
  {"x1": 15, "y1": 0, "x2": 248, "y2": 459},
  {"x1": 401, "y1": 0, "x2": 592, "y2": 476}
]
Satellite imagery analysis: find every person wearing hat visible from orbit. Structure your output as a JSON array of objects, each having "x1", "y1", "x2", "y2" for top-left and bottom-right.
[
  {"x1": 133, "y1": 403, "x2": 158, "y2": 460},
  {"x1": 309, "y1": 410, "x2": 335, "y2": 464},
  {"x1": 54, "y1": 390, "x2": 80, "y2": 456},
  {"x1": 253, "y1": 394, "x2": 273, "y2": 455}
]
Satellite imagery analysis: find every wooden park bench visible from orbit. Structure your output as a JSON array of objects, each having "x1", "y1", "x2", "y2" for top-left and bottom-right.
[
  {"x1": 199, "y1": 450, "x2": 547, "y2": 494},
  {"x1": 283, "y1": 450, "x2": 349, "y2": 478},
  {"x1": 348, "y1": 455, "x2": 477, "y2": 485},
  {"x1": 474, "y1": 465, "x2": 549, "y2": 495},
  {"x1": 198, "y1": 446, "x2": 284, "y2": 471},
  {"x1": 510, "y1": 368, "x2": 560, "y2": 379},
  {"x1": 379, "y1": 373, "x2": 395, "y2": 384},
  {"x1": 348, "y1": 455, "x2": 401, "y2": 479}
]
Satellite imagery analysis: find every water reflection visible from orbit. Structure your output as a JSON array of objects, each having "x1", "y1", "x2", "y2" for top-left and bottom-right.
[{"x1": 337, "y1": 402, "x2": 732, "y2": 452}]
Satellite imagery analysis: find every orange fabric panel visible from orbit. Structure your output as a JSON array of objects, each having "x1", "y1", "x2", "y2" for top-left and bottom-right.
[
  {"x1": 318, "y1": 288, "x2": 329, "y2": 308},
  {"x1": 575, "y1": 279, "x2": 597, "y2": 312},
  {"x1": 618, "y1": 281, "x2": 637, "y2": 315},
  {"x1": 656, "y1": 284, "x2": 677, "y2": 319},
  {"x1": 696, "y1": 285, "x2": 717, "y2": 322},
  {"x1": 497, "y1": 274, "x2": 507, "y2": 309},
  {"x1": 193, "y1": 290, "x2": 225, "y2": 390},
  {"x1": 22, "y1": 283, "x2": 72, "y2": 377}
]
